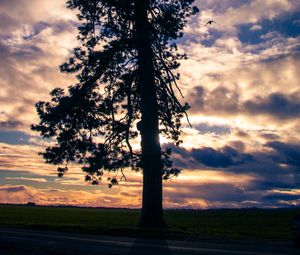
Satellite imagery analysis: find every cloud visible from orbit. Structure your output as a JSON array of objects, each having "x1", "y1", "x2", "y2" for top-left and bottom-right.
[
  {"x1": 190, "y1": 146, "x2": 253, "y2": 168},
  {"x1": 193, "y1": 122, "x2": 231, "y2": 135},
  {"x1": 165, "y1": 139, "x2": 300, "y2": 203},
  {"x1": 0, "y1": 119, "x2": 22, "y2": 130},
  {"x1": 166, "y1": 143, "x2": 253, "y2": 169},
  {"x1": 164, "y1": 183, "x2": 248, "y2": 208},
  {"x1": 5, "y1": 177, "x2": 47, "y2": 183},
  {"x1": 0, "y1": 185, "x2": 27, "y2": 193},
  {"x1": 263, "y1": 193, "x2": 300, "y2": 201},
  {"x1": 259, "y1": 132, "x2": 280, "y2": 140},
  {"x1": 194, "y1": 0, "x2": 298, "y2": 34},
  {"x1": 0, "y1": 143, "x2": 57, "y2": 175},
  {"x1": 0, "y1": 185, "x2": 35, "y2": 204},
  {"x1": 265, "y1": 141, "x2": 300, "y2": 166},
  {"x1": 164, "y1": 174, "x2": 300, "y2": 208},
  {"x1": 0, "y1": 0, "x2": 77, "y2": 134},
  {"x1": 0, "y1": 183, "x2": 142, "y2": 208},
  {"x1": 243, "y1": 92, "x2": 300, "y2": 119},
  {"x1": 0, "y1": 170, "x2": 53, "y2": 187},
  {"x1": 188, "y1": 85, "x2": 300, "y2": 121},
  {"x1": 191, "y1": 146, "x2": 253, "y2": 168},
  {"x1": 23, "y1": 21, "x2": 51, "y2": 40},
  {"x1": 0, "y1": 0, "x2": 74, "y2": 32},
  {"x1": 188, "y1": 85, "x2": 239, "y2": 115}
]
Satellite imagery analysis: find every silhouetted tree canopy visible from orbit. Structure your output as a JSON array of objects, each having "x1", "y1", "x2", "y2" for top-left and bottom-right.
[{"x1": 32, "y1": 0, "x2": 198, "y2": 188}]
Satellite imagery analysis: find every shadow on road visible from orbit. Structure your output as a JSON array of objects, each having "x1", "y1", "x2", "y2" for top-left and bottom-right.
[{"x1": 127, "y1": 238, "x2": 171, "y2": 255}]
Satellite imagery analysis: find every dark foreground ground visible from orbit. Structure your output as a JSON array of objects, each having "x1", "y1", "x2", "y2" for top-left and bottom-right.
[
  {"x1": 1, "y1": 227, "x2": 299, "y2": 255},
  {"x1": 0, "y1": 205, "x2": 299, "y2": 242},
  {"x1": 0, "y1": 205, "x2": 299, "y2": 254}
]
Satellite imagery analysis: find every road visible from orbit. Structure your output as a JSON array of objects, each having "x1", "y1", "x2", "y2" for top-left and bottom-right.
[{"x1": 0, "y1": 227, "x2": 298, "y2": 255}]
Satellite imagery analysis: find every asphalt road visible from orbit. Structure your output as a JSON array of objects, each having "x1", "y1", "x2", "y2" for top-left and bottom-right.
[{"x1": 0, "y1": 227, "x2": 298, "y2": 255}]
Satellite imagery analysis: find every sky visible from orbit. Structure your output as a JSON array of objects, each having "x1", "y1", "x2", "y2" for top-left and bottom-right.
[{"x1": 0, "y1": 0, "x2": 300, "y2": 209}]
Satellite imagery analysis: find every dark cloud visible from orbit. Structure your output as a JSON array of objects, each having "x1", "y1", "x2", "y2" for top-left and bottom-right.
[
  {"x1": 166, "y1": 140, "x2": 300, "y2": 203},
  {"x1": 0, "y1": 120, "x2": 22, "y2": 130},
  {"x1": 252, "y1": 181, "x2": 299, "y2": 191},
  {"x1": 23, "y1": 21, "x2": 51, "y2": 40},
  {"x1": 207, "y1": 86, "x2": 239, "y2": 114},
  {"x1": 243, "y1": 92, "x2": 300, "y2": 119},
  {"x1": 191, "y1": 146, "x2": 253, "y2": 168},
  {"x1": 189, "y1": 86, "x2": 205, "y2": 112},
  {"x1": 51, "y1": 19, "x2": 79, "y2": 35},
  {"x1": 23, "y1": 20, "x2": 77, "y2": 40},
  {"x1": 0, "y1": 41, "x2": 10, "y2": 57},
  {"x1": 265, "y1": 141, "x2": 300, "y2": 166},
  {"x1": 166, "y1": 181, "x2": 298, "y2": 207},
  {"x1": 235, "y1": 130, "x2": 250, "y2": 138},
  {"x1": 189, "y1": 85, "x2": 239, "y2": 115},
  {"x1": 229, "y1": 140, "x2": 245, "y2": 152},
  {"x1": 189, "y1": 85, "x2": 300, "y2": 120},
  {"x1": 166, "y1": 143, "x2": 253, "y2": 169},
  {"x1": 13, "y1": 44, "x2": 45, "y2": 58},
  {"x1": 165, "y1": 183, "x2": 247, "y2": 204},
  {"x1": 259, "y1": 132, "x2": 280, "y2": 140},
  {"x1": 192, "y1": 183, "x2": 247, "y2": 202},
  {"x1": 163, "y1": 144, "x2": 200, "y2": 170},
  {"x1": 263, "y1": 193, "x2": 300, "y2": 202},
  {"x1": 0, "y1": 185, "x2": 27, "y2": 193},
  {"x1": 193, "y1": 122, "x2": 231, "y2": 135},
  {"x1": 0, "y1": 13, "x2": 18, "y2": 31}
]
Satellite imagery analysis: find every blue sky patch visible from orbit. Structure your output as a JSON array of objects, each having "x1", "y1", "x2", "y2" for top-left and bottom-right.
[
  {"x1": 0, "y1": 130, "x2": 31, "y2": 145},
  {"x1": 237, "y1": 11, "x2": 300, "y2": 45}
]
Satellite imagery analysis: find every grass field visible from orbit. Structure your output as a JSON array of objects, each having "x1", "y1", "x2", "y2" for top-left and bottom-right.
[{"x1": 0, "y1": 205, "x2": 299, "y2": 243}]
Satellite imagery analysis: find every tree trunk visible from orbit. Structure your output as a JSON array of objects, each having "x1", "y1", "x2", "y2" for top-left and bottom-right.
[{"x1": 134, "y1": 0, "x2": 166, "y2": 228}]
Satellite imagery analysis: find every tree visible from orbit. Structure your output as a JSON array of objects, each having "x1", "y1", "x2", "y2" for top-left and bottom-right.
[{"x1": 32, "y1": 0, "x2": 198, "y2": 228}]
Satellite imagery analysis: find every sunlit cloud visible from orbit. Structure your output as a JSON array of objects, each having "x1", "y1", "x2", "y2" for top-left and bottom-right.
[{"x1": 5, "y1": 177, "x2": 47, "y2": 183}]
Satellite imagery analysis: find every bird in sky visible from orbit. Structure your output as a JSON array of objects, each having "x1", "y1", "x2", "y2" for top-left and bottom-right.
[{"x1": 206, "y1": 20, "x2": 216, "y2": 26}]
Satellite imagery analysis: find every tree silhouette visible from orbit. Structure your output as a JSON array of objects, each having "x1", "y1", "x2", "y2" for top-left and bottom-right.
[{"x1": 32, "y1": 0, "x2": 198, "y2": 228}]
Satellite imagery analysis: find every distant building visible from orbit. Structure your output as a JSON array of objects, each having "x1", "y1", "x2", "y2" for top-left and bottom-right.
[{"x1": 27, "y1": 202, "x2": 36, "y2": 206}]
